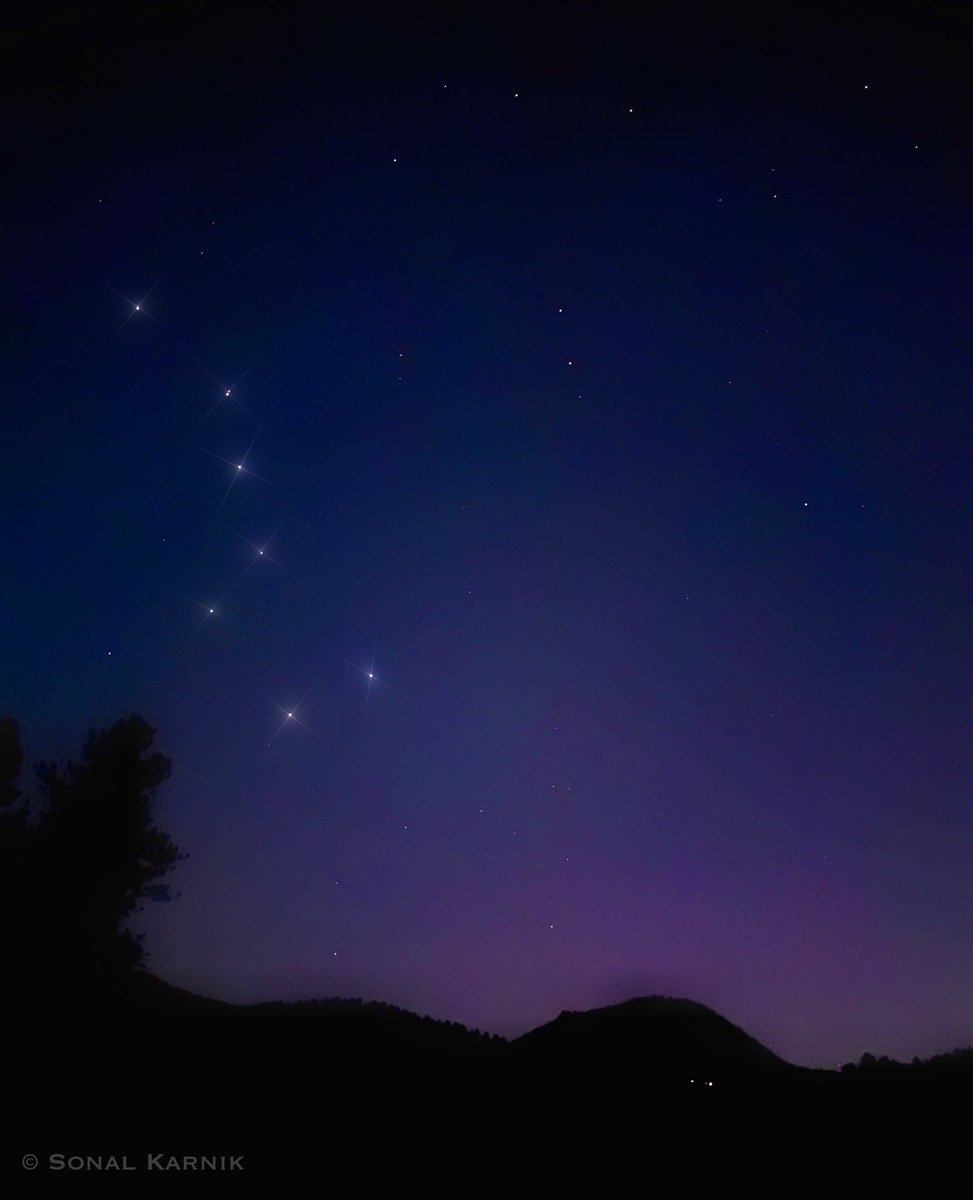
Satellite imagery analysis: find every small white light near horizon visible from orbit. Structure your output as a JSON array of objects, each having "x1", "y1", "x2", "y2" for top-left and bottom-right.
[
  {"x1": 237, "y1": 464, "x2": 243, "y2": 470},
  {"x1": 135, "y1": 304, "x2": 140, "y2": 311},
  {"x1": 208, "y1": 608, "x2": 214, "y2": 614},
  {"x1": 259, "y1": 549, "x2": 264, "y2": 555},
  {"x1": 287, "y1": 712, "x2": 293, "y2": 719},
  {"x1": 225, "y1": 389, "x2": 231, "y2": 397},
  {"x1": 368, "y1": 672, "x2": 374, "y2": 679}
]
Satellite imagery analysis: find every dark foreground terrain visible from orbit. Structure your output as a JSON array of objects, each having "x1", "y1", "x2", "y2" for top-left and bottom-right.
[{"x1": 6, "y1": 973, "x2": 970, "y2": 1181}]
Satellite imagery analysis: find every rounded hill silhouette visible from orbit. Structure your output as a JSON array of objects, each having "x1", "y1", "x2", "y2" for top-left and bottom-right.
[{"x1": 512, "y1": 996, "x2": 794, "y2": 1086}]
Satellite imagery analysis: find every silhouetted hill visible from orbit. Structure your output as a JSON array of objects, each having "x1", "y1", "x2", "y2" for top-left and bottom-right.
[
  {"x1": 114, "y1": 969, "x2": 506, "y2": 1060},
  {"x1": 511, "y1": 995, "x2": 801, "y2": 1089}
]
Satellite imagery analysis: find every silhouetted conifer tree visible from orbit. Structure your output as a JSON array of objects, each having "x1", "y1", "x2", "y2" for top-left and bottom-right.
[
  {"x1": 0, "y1": 718, "x2": 31, "y2": 987},
  {"x1": 0, "y1": 717, "x2": 24, "y2": 810},
  {"x1": 0, "y1": 714, "x2": 183, "y2": 1006}
]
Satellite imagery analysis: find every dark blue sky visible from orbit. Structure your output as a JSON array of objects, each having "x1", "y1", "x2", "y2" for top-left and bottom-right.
[{"x1": 4, "y1": 2, "x2": 972, "y2": 1066}]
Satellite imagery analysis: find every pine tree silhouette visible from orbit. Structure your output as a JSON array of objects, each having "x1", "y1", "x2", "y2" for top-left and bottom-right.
[{"x1": 1, "y1": 714, "x2": 183, "y2": 1009}]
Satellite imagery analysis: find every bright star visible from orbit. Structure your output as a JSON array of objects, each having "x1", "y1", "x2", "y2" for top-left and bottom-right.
[
  {"x1": 177, "y1": 593, "x2": 249, "y2": 641},
  {"x1": 107, "y1": 281, "x2": 161, "y2": 338},
  {"x1": 196, "y1": 426, "x2": 285, "y2": 506},
  {"x1": 266, "y1": 687, "x2": 315, "y2": 743},
  {"x1": 185, "y1": 344, "x2": 274, "y2": 439},
  {"x1": 223, "y1": 519, "x2": 297, "y2": 592},
  {"x1": 331, "y1": 641, "x2": 402, "y2": 710}
]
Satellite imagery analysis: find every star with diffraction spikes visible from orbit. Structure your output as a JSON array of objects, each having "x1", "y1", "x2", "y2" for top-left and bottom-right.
[
  {"x1": 196, "y1": 424, "x2": 285, "y2": 506},
  {"x1": 109, "y1": 285, "x2": 269, "y2": 430},
  {"x1": 177, "y1": 592, "x2": 250, "y2": 641},
  {"x1": 107, "y1": 281, "x2": 162, "y2": 338},
  {"x1": 223, "y1": 518, "x2": 300, "y2": 589},
  {"x1": 265, "y1": 687, "x2": 315, "y2": 744},
  {"x1": 185, "y1": 343, "x2": 274, "y2": 439},
  {"x1": 332, "y1": 640, "x2": 402, "y2": 711}
]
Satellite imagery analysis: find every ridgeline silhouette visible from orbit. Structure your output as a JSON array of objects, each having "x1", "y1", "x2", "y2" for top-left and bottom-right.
[{"x1": 2, "y1": 711, "x2": 970, "y2": 1160}]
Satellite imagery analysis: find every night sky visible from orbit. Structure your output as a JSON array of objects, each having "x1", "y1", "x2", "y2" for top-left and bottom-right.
[{"x1": 4, "y1": 3, "x2": 972, "y2": 1069}]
